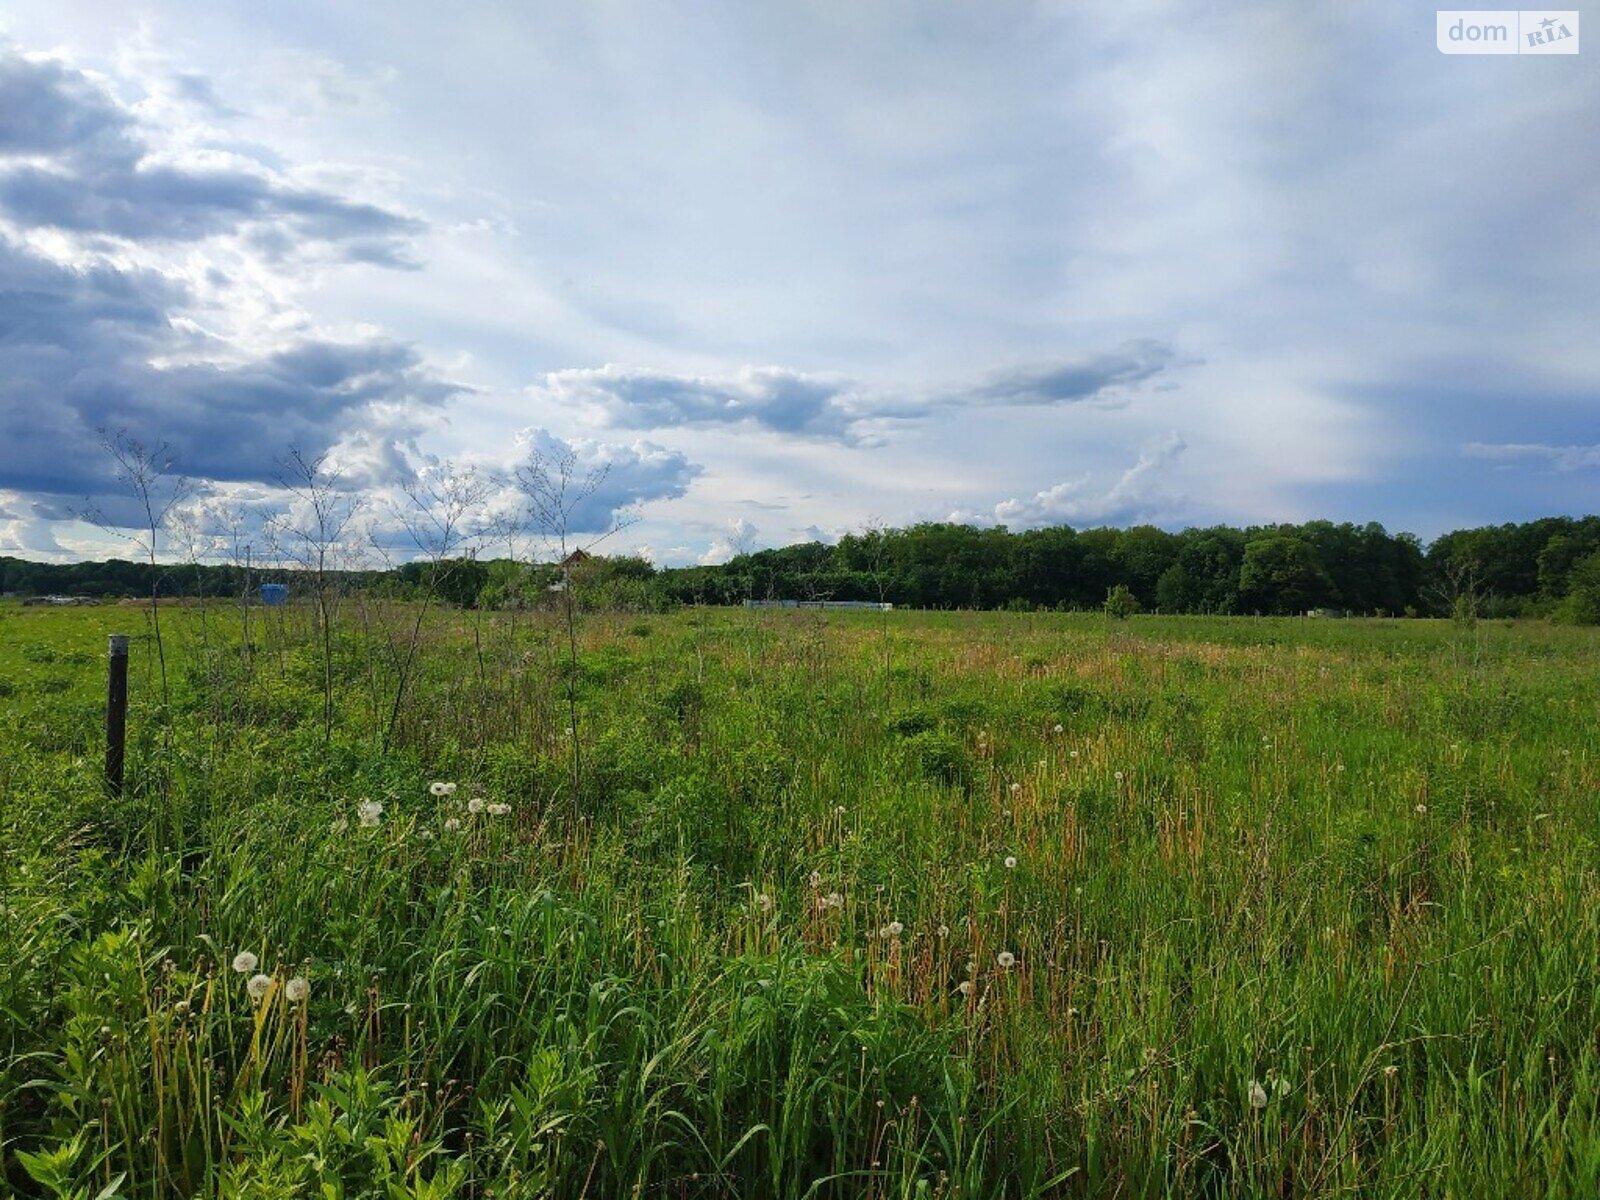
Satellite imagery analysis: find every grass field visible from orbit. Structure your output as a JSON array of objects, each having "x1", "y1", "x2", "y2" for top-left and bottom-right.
[{"x1": 0, "y1": 599, "x2": 1596, "y2": 1198}]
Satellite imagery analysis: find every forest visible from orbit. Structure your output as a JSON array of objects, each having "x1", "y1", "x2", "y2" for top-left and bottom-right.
[{"x1": 5, "y1": 515, "x2": 1600, "y2": 620}]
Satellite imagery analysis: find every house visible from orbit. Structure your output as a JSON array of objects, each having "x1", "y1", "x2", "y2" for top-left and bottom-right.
[{"x1": 548, "y1": 548, "x2": 592, "y2": 593}]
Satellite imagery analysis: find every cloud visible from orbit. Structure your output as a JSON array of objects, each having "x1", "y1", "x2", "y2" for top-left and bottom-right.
[
  {"x1": 538, "y1": 364, "x2": 859, "y2": 440},
  {"x1": 956, "y1": 432, "x2": 1187, "y2": 530},
  {"x1": 1463, "y1": 442, "x2": 1600, "y2": 472},
  {"x1": 700, "y1": 517, "x2": 759, "y2": 565},
  {"x1": 512, "y1": 427, "x2": 700, "y2": 536},
  {"x1": 0, "y1": 48, "x2": 422, "y2": 266},
  {"x1": 0, "y1": 237, "x2": 458, "y2": 510},
  {"x1": 541, "y1": 340, "x2": 1182, "y2": 444},
  {"x1": 971, "y1": 340, "x2": 1180, "y2": 406}
]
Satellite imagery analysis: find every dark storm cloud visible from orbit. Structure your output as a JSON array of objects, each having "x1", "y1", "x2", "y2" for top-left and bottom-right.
[
  {"x1": 0, "y1": 49, "x2": 422, "y2": 265},
  {"x1": 0, "y1": 238, "x2": 458, "y2": 507}
]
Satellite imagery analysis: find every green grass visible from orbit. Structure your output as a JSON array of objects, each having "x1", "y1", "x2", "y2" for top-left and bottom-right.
[{"x1": 0, "y1": 599, "x2": 1597, "y2": 1197}]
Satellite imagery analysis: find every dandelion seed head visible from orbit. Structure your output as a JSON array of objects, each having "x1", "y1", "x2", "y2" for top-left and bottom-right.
[
  {"x1": 429, "y1": 781, "x2": 453, "y2": 797},
  {"x1": 1053, "y1": 723, "x2": 1064, "y2": 734},
  {"x1": 1114, "y1": 771, "x2": 1125, "y2": 781},
  {"x1": 285, "y1": 977, "x2": 310, "y2": 1003},
  {"x1": 825, "y1": 892, "x2": 844, "y2": 909},
  {"x1": 887, "y1": 920, "x2": 904, "y2": 937},
  {"x1": 756, "y1": 893, "x2": 773, "y2": 912},
  {"x1": 231, "y1": 951, "x2": 258, "y2": 974},
  {"x1": 246, "y1": 973, "x2": 274, "y2": 1001},
  {"x1": 356, "y1": 799, "x2": 383, "y2": 828},
  {"x1": 937, "y1": 924, "x2": 950, "y2": 938},
  {"x1": 1414, "y1": 803, "x2": 1428, "y2": 815},
  {"x1": 487, "y1": 802, "x2": 511, "y2": 816},
  {"x1": 443, "y1": 818, "x2": 462, "y2": 833},
  {"x1": 957, "y1": 981, "x2": 974, "y2": 996},
  {"x1": 1248, "y1": 1080, "x2": 1268, "y2": 1109},
  {"x1": 996, "y1": 951, "x2": 1016, "y2": 969},
  {"x1": 1004, "y1": 855, "x2": 1018, "y2": 870},
  {"x1": 809, "y1": 871, "x2": 822, "y2": 888},
  {"x1": 1009, "y1": 782, "x2": 1022, "y2": 795},
  {"x1": 468, "y1": 797, "x2": 487, "y2": 814}
]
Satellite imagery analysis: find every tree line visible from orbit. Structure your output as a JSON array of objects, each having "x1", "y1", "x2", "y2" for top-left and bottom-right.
[{"x1": 6, "y1": 515, "x2": 1600, "y2": 620}]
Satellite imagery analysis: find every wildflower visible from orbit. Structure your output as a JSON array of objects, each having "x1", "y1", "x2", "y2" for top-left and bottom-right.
[
  {"x1": 231, "y1": 951, "x2": 258, "y2": 974},
  {"x1": 285, "y1": 977, "x2": 310, "y2": 1003},
  {"x1": 957, "y1": 981, "x2": 975, "y2": 997},
  {"x1": 996, "y1": 951, "x2": 1016, "y2": 969},
  {"x1": 429, "y1": 781, "x2": 457, "y2": 797},
  {"x1": 487, "y1": 802, "x2": 511, "y2": 816},
  {"x1": 1004, "y1": 855, "x2": 1018, "y2": 870},
  {"x1": 1053, "y1": 723, "x2": 1064, "y2": 734},
  {"x1": 357, "y1": 799, "x2": 383, "y2": 828},
  {"x1": 247, "y1": 973, "x2": 274, "y2": 1002},
  {"x1": 887, "y1": 920, "x2": 904, "y2": 937},
  {"x1": 1248, "y1": 1080, "x2": 1268, "y2": 1109}
]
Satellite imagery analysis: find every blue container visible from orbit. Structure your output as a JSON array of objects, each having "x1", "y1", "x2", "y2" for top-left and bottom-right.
[{"x1": 260, "y1": 583, "x2": 288, "y2": 607}]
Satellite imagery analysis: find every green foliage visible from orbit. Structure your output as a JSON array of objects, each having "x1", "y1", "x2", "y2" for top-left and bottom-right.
[
  {"x1": 1, "y1": 601, "x2": 1598, "y2": 1198},
  {"x1": 1102, "y1": 583, "x2": 1139, "y2": 619}
]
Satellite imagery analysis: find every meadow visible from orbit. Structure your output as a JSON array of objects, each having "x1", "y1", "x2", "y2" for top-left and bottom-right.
[{"x1": 0, "y1": 598, "x2": 1596, "y2": 1198}]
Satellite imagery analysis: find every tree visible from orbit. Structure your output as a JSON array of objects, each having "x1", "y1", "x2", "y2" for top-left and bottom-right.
[
  {"x1": 1238, "y1": 536, "x2": 1334, "y2": 615},
  {"x1": 1104, "y1": 583, "x2": 1140, "y2": 619},
  {"x1": 92, "y1": 431, "x2": 195, "y2": 713}
]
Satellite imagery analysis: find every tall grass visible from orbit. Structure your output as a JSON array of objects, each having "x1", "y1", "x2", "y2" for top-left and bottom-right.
[{"x1": 0, "y1": 601, "x2": 1596, "y2": 1197}]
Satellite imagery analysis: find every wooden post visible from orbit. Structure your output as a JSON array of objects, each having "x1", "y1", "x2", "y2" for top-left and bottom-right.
[{"x1": 106, "y1": 634, "x2": 129, "y2": 795}]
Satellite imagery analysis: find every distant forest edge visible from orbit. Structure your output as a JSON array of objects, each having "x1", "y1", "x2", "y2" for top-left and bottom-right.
[{"x1": 6, "y1": 516, "x2": 1600, "y2": 621}]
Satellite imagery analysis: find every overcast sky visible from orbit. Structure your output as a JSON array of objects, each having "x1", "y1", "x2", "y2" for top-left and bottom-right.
[{"x1": 0, "y1": 2, "x2": 1595, "y2": 565}]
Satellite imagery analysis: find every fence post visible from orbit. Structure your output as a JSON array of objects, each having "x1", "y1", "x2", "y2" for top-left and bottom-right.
[{"x1": 106, "y1": 634, "x2": 129, "y2": 795}]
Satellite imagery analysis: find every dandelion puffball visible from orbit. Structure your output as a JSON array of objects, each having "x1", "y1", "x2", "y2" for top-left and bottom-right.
[
  {"x1": 487, "y1": 802, "x2": 511, "y2": 816},
  {"x1": 1004, "y1": 855, "x2": 1018, "y2": 869},
  {"x1": 429, "y1": 781, "x2": 457, "y2": 797},
  {"x1": 958, "y1": 980, "x2": 975, "y2": 996},
  {"x1": 285, "y1": 977, "x2": 310, "y2": 1003},
  {"x1": 231, "y1": 951, "x2": 258, "y2": 974},
  {"x1": 357, "y1": 800, "x2": 383, "y2": 828},
  {"x1": 1053, "y1": 723, "x2": 1064, "y2": 733},
  {"x1": 1114, "y1": 771, "x2": 1125, "y2": 781},
  {"x1": 246, "y1": 973, "x2": 274, "y2": 1001},
  {"x1": 825, "y1": 892, "x2": 844, "y2": 909},
  {"x1": 1009, "y1": 782, "x2": 1022, "y2": 795},
  {"x1": 756, "y1": 892, "x2": 773, "y2": 912},
  {"x1": 996, "y1": 951, "x2": 1016, "y2": 969},
  {"x1": 1248, "y1": 1080, "x2": 1268, "y2": 1109},
  {"x1": 887, "y1": 921, "x2": 904, "y2": 937},
  {"x1": 468, "y1": 797, "x2": 487, "y2": 814},
  {"x1": 443, "y1": 817, "x2": 462, "y2": 832}
]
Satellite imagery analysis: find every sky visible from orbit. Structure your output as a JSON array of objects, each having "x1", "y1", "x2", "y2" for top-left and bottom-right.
[{"x1": 0, "y1": 1, "x2": 1595, "y2": 566}]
